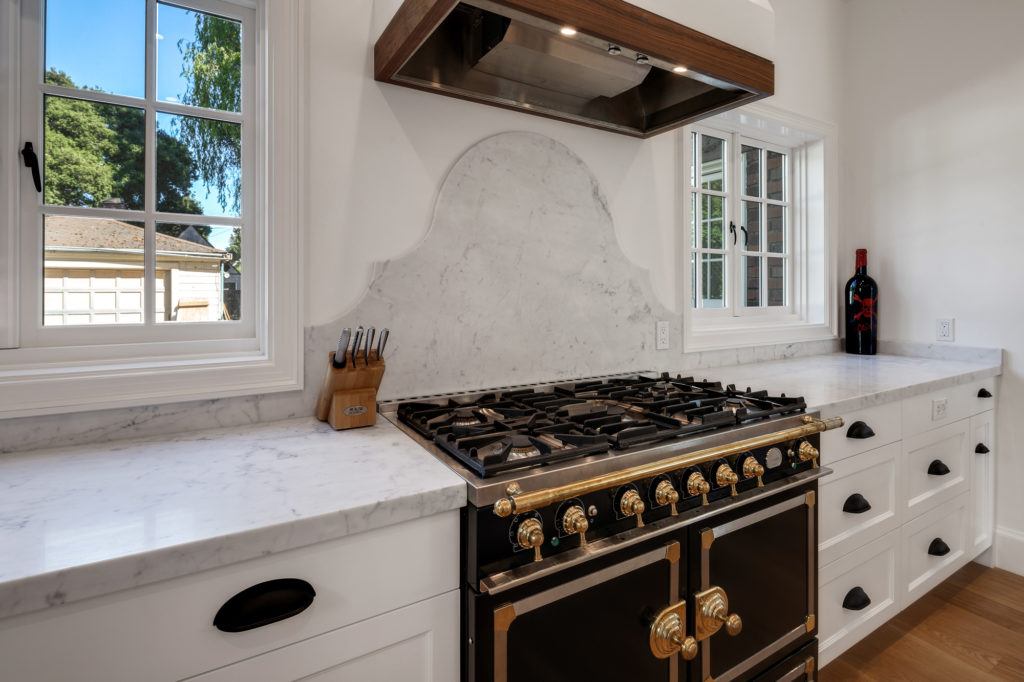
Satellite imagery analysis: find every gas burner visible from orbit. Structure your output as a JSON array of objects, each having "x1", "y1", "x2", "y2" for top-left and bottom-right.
[{"x1": 394, "y1": 372, "x2": 806, "y2": 477}]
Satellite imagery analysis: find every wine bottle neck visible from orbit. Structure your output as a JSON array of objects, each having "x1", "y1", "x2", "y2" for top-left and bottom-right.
[{"x1": 855, "y1": 249, "x2": 868, "y2": 274}]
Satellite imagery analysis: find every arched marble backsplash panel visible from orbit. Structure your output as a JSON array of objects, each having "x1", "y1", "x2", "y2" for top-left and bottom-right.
[{"x1": 308, "y1": 131, "x2": 681, "y2": 400}]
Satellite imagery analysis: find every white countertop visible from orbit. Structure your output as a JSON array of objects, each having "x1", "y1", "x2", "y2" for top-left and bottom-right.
[
  {"x1": 0, "y1": 417, "x2": 465, "y2": 621},
  {"x1": 709, "y1": 352, "x2": 1001, "y2": 414},
  {"x1": 0, "y1": 351, "x2": 1001, "y2": 622}
]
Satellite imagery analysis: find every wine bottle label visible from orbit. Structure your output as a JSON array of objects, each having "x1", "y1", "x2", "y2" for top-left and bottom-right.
[{"x1": 850, "y1": 293, "x2": 876, "y2": 332}]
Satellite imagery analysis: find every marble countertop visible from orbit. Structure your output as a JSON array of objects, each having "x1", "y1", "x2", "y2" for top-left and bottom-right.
[
  {"x1": 0, "y1": 350, "x2": 1001, "y2": 622},
  {"x1": 0, "y1": 417, "x2": 465, "y2": 621},
  {"x1": 708, "y1": 352, "x2": 1001, "y2": 414}
]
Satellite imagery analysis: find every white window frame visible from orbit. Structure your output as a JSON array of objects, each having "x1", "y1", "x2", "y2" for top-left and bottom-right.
[
  {"x1": 681, "y1": 103, "x2": 839, "y2": 352},
  {"x1": 0, "y1": 0, "x2": 303, "y2": 418}
]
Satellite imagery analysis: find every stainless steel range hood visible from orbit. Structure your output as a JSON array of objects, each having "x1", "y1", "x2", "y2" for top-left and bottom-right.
[{"x1": 375, "y1": 0, "x2": 775, "y2": 138}]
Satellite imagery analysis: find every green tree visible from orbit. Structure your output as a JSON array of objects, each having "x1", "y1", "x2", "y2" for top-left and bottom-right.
[
  {"x1": 43, "y1": 69, "x2": 201, "y2": 215},
  {"x1": 177, "y1": 13, "x2": 242, "y2": 214}
]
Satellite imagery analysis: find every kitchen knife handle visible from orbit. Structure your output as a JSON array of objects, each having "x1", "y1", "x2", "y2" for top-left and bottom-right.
[
  {"x1": 377, "y1": 328, "x2": 389, "y2": 360},
  {"x1": 350, "y1": 327, "x2": 363, "y2": 368},
  {"x1": 364, "y1": 327, "x2": 375, "y2": 367}
]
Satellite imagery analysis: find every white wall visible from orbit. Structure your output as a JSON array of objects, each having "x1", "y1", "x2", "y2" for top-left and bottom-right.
[
  {"x1": 304, "y1": 0, "x2": 845, "y2": 328},
  {"x1": 839, "y1": 0, "x2": 1024, "y2": 569}
]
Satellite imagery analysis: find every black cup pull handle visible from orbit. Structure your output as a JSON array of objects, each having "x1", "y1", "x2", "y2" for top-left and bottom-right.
[
  {"x1": 927, "y1": 459, "x2": 950, "y2": 476},
  {"x1": 846, "y1": 421, "x2": 876, "y2": 439},
  {"x1": 213, "y1": 578, "x2": 315, "y2": 633},
  {"x1": 842, "y1": 586, "x2": 872, "y2": 611},
  {"x1": 976, "y1": 443, "x2": 990, "y2": 454},
  {"x1": 928, "y1": 538, "x2": 950, "y2": 557},
  {"x1": 843, "y1": 493, "x2": 872, "y2": 514},
  {"x1": 978, "y1": 388, "x2": 993, "y2": 398}
]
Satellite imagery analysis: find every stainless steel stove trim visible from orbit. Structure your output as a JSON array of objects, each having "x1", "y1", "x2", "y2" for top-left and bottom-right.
[
  {"x1": 383, "y1": 409, "x2": 817, "y2": 506},
  {"x1": 479, "y1": 466, "x2": 831, "y2": 595}
]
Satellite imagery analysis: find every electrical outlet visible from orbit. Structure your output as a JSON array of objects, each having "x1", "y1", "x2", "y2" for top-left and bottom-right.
[
  {"x1": 936, "y1": 318, "x2": 955, "y2": 342},
  {"x1": 932, "y1": 398, "x2": 948, "y2": 422},
  {"x1": 656, "y1": 320, "x2": 670, "y2": 350}
]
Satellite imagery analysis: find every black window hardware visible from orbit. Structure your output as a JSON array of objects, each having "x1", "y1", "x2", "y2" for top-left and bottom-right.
[{"x1": 21, "y1": 142, "x2": 41, "y2": 193}]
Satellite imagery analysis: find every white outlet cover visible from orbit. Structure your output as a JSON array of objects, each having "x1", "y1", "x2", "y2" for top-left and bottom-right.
[
  {"x1": 936, "y1": 318, "x2": 955, "y2": 342},
  {"x1": 931, "y1": 398, "x2": 948, "y2": 421},
  {"x1": 655, "y1": 320, "x2": 670, "y2": 350}
]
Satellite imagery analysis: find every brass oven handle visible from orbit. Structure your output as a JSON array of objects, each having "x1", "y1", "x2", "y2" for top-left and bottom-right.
[
  {"x1": 695, "y1": 586, "x2": 743, "y2": 641},
  {"x1": 493, "y1": 417, "x2": 844, "y2": 517},
  {"x1": 650, "y1": 602, "x2": 698, "y2": 661}
]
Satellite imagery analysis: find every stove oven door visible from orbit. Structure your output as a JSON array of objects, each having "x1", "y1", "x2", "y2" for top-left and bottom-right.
[
  {"x1": 472, "y1": 540, "x2": 688, "y2": 682},
  {"x1": 690, "y1": 484, "x2": 817, "y2": 681}
]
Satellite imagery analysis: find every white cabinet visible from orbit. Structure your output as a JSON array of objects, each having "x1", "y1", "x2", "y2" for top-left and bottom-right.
[
  {"x1": 901, "y1": 420, "x2": 970, "y2": 521},
  {"x1": 819, "y1": 379, "x2": 996, "y2": 668},
  {"x1": 819, "y1": 443, "x2": 900, "y2": 566},
  {"x1": 189, "y1": 590, "x2": 459, "y2": 682},
  {"x1": 970, "y1": 410, "x2": 996, "y2": 560},
  {"x1": 0, "y1": 512, "x2": 460, "y2": 682}
]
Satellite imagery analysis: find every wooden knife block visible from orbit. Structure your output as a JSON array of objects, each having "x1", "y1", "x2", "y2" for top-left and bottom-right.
[{"x1": 315, "y1": 351, "x2": 386, "y2": 430}]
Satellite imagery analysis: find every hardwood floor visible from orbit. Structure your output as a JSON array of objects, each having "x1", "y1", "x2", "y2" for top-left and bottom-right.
[{"x1": 820, "y1": 563, "x2": 1024, "y2": 681}]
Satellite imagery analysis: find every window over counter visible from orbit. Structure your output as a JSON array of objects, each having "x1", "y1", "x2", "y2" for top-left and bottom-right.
[
  {"x1": 0, "y1": 0, "x2": 302, "y2": 417},
  {"x1": 682, "y1": 105, "x2": 838, "y2": 351}
]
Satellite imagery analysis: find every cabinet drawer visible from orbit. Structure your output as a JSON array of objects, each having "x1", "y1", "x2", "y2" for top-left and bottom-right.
[
  {"x1": 819, "y1": 443, "x2": 900, "y2": 566},
  {"x1": 901, "y1": 493, "x2": 969, "y2": 606},
  {"x1": 970, "y1": 410, "x2": 995, "y2": 560},
  {"x1": 902, "y1": 379, "x2": 997, "y2": 437},
  {"x1": 901, "y1": 420, "x2": 969, "y2": 520},
  {"x1": 0, "y1": 511, "x2": 460, "y2": 682},
  {"x1": 820, "y1": 403, "x2": 901, "y2": 466},
  {"x1": 819, "y1": 530, "x2": 900, "y2": 667},
  {"x1": 188, "y1": 589, "x2": 460, "y2": 682}
]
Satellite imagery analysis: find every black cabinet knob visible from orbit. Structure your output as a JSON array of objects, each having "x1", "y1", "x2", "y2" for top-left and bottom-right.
[
  {"x1": 842, "y1": 586, "x2": 872, "y2": 611},
  {"x1": 978, "y1": 388, "x2": 993, "y2": 398},
  {"x1": 928, "y1": 538, "x2": 951, "y2": 557},
  {"x1": 843, "y1": 493, "x2": 872, "y2": 514},
  {"x1": 213, "y1": 578, "x2": 316, "y2": 633},
  {"x1": 927, "y1": 459, "x2": 950, "y2": 476},
  {"x1": 846, "y1": 421, "x2": 876, "y2": 439},
  {"x1": 976, "y1": 443, "x2": 990, "y2": 454}
]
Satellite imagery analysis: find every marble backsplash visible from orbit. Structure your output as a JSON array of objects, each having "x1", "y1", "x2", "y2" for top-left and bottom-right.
[{"x1": 1, "y1": 132, "x2": 845, "y2": 454}]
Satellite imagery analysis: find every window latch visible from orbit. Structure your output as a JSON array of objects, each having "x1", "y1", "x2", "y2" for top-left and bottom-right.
[
  {"x1": 739, "y1": 225, "x2": 748, "y2": 247},
  {"x1": 729, "y1": 221, "x2": 737, "y2": 245},
  {"x1": 21, "y1": 142, "x2": 41, "y2": 193}
]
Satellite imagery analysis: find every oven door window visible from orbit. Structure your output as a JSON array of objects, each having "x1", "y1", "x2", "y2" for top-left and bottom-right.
[
  {"x1": 695, "y1": 489, "x2": 816, "y2": 681},
  {"x1": 492, "y1": 542, "x2": 683, "y2": 682}
]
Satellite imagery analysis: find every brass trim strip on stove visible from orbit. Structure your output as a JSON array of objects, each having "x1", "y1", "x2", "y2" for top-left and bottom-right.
[{"x1": 492, "y1": 417, "x2": 843, "y2": 517}]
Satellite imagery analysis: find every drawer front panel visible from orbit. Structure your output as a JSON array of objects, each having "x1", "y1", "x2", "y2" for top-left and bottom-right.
[
  {"x1": 902, "y1": 420, "x2": 969, "y2": 520},
  {"x1": 970, "y1": 410, "x2": 995, "y2": 559},
  {"x1": 819, "y1": 530, "x2": 900, "y2": 667},
  {"x1": 821, "y1": 403, "x2": 902, "y2": 466},
  {"x1": 0, "y1": 511, "x2": 460, "y2": 682},
  {"x1": 901, "y1": 493, "x2": 969, "y2": 606},
  {"x1": 903, "y1": 379, "x2": 997, "y2": 437},
  {"x1": 819, "y1": 443, "x2": 900, "y2": 566}
]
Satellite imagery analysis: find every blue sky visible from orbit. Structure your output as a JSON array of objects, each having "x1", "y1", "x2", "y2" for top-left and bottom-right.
[{"x1": 46, "y1": 0, "x2": 238, "y2": 218}]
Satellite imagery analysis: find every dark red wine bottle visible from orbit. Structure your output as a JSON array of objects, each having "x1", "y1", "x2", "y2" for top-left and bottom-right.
[{"x1": 845, "y1": 249, "x2": 878, "y2": 355}]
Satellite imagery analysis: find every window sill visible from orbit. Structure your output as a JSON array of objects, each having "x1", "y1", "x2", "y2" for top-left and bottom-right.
[
  {"x1": 0, "y1": 345, "x2": 302, "y2": 418},
  {"x1": 683, "y1": 320, "x2": 836, "y2": 353}
]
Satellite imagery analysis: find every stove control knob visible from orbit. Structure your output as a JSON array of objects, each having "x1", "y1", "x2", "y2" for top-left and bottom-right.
[
  {"x1": 715, "y1": 463, "x2": 739, "y2": 497},
  {"x1": 516, "y1": 517, "x2": 545, "y2": 563},
  {"x1": 620, "y1": 489, "x2": 646, "y2": 528},
  {"x1": 798, "y1": 441, "x2": 820, "y2": 468},
  {"x1": 561, "y1": 505, "x2": 590, "y2": 546},
  {"x1": 654, "y1": 480, "x2": 680, "y2": 516},
  {"x1": 741, "y1": 455, "x2": 765, "y2": 488},
  {"x1": 686, "y1": 471, "x2": 711, "y2": 506}
]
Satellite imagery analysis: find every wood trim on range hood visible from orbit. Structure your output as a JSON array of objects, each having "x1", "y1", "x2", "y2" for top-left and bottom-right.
[{"x1": 374, "y1": 0, "x2": 775, "y2": 138}]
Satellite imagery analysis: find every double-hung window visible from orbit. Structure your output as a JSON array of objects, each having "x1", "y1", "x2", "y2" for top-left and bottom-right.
[
  {"x1": 690, "y1": 128, "x2": 791, "y2": 315},
  {"x1": 0, "y1": 0, "x2": 303, "y2": 417}
]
